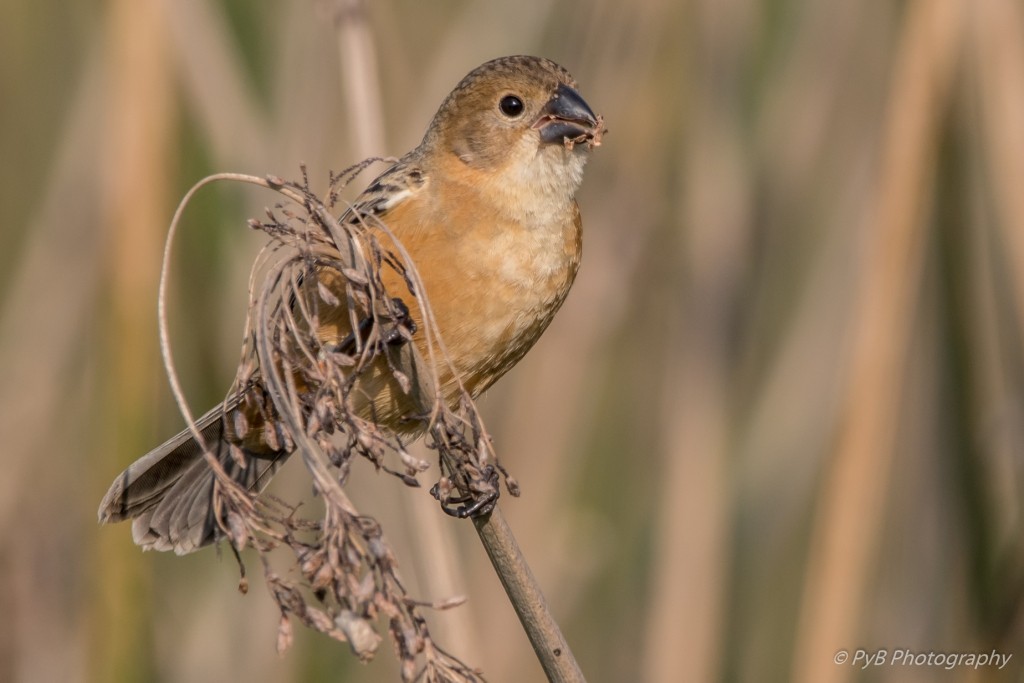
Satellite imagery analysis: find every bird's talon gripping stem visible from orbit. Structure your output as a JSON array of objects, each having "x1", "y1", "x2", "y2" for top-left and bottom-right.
[{"x1": 430, "y1": 465, "x2": 500, "y2": 518}]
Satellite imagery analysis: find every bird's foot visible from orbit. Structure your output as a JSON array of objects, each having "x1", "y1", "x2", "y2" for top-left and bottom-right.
[{"x1": 430, "y1": 465, "x2": 500, "y2": 518}]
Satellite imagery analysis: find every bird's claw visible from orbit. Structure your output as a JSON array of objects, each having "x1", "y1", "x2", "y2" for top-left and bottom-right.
[{"x1": 430, "y1": 465, "x2": 500, "y2": 518}]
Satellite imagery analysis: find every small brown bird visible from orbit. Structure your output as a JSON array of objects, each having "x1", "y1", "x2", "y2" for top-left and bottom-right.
[{"x1": 99, "y1": 55, "x2": 602, "y2": 554}]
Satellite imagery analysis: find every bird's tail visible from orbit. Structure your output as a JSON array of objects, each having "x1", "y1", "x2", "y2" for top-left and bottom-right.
[{"x1": 98, "y1": 400, "x2": 288, "y2": 555}]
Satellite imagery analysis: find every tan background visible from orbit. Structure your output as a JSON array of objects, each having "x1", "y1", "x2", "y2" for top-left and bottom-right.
[{"x1": 2, "y1": 0, "x2": 1023, "y2": 681}]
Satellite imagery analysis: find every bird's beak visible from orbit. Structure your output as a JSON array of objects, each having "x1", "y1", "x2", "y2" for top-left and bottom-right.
[{"x1": 533, "y1": 83, "x2": 601, "y2": 146}]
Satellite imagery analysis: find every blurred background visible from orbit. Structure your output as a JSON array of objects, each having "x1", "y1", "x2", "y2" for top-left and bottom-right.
[{"x1": 2, "y1": 0, "x2": 1023, "y2": 681}]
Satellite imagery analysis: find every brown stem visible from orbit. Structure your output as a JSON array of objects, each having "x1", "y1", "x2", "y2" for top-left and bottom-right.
[{"x1": 472, "y1": 508, "x2": 586, "y2": 683}]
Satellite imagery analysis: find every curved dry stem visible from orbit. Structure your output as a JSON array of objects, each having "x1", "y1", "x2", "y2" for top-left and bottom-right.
[{"x1": 158, "y1": 171, "x2": 308, "y2": 452}]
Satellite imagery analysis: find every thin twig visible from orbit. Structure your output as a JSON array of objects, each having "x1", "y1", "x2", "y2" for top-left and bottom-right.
[{"x1": 472, "y1": 509, "x2": 586, "y2": 683}]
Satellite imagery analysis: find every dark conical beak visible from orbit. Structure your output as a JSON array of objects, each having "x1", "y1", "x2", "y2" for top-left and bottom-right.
[{"x1": 534, "y1": 83, "x2": 600, "y2": 145}]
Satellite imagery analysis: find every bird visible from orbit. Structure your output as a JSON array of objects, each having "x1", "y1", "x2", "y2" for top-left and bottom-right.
[{"x1": 98, "y1": 55, "x2": 603, "y2": 555}]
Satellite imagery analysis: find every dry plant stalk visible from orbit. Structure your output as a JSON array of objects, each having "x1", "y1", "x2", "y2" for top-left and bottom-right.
[{"x1": 159, "y1": 163, "x2": 530, "y2": 682}]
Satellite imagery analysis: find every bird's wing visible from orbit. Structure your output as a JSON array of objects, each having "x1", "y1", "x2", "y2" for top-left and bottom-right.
[
  {"x1": 340, "y1": 157, "x2": 428, "y2": 227},
  {"x1": 308, "y1": 156, "x2": 429, "y2": 343}
]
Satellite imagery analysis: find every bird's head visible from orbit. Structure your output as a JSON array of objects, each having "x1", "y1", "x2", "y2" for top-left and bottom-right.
[{"x1": 422, "y1": 55, "x2": 604, "y2": 215}]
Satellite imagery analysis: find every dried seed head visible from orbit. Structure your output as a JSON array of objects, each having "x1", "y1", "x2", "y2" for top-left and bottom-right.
[
  {"x1": 276, "y1": 614, "x2": 294, "y2": 655},
  {"x1": 198, "y1": 164, "x2": 511, "y2": 679},
  {"x1": 336, "y1": 610, "x2": 381, "y2": 660}
]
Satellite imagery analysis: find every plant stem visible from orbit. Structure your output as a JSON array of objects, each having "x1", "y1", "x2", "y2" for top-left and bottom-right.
[{"x1": 471, "y1": 508, "x2": 586, "y2": 683}]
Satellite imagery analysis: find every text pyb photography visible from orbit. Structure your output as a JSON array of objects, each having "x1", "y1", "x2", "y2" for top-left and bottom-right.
[{"x1": 839, "y1": 648, "x2": 1013, "y2": 671}]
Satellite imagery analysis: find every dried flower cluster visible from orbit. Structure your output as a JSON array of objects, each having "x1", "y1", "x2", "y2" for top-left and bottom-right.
[{"x1": 189, "y1": 164, "x2": 519, "y2": 681}]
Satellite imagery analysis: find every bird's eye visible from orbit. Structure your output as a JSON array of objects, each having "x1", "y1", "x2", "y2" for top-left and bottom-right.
[{"x1": 499, "y1": 94, "x2": 525, "y2": 118}]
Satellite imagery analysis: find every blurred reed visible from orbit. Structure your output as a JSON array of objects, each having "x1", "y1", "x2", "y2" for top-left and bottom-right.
[
  {"x1": 90, "y1": 2, "x2": 176, "y2": 680},
  {"x1": 793, "y1": 1, "x2": 963, "y2": 682}
]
